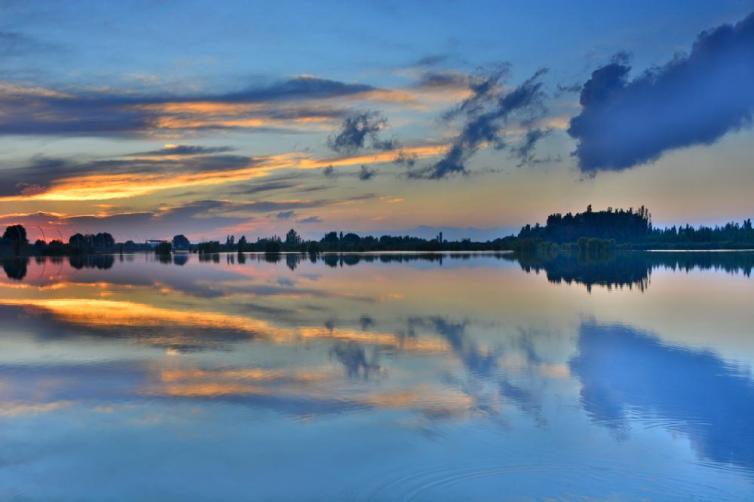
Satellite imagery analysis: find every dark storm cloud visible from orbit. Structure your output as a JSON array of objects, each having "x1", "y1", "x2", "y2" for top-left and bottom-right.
[
  {"x1": 569, "y1": 12, "x2": 754, "y2": 172},
  {"x1": 0, "y1": 77, "x2": 381, "y2": 136},
  {"x1": 415, "y1": 67, "x2": 548, "y2": 179},
  {"x1": 327, "y1": 111, "x2": 397, "y2": 153}
]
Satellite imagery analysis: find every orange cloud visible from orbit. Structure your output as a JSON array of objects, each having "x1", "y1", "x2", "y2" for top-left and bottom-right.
[{"x1": 0, "y1": 144, "x2": 448, "y2": 202}]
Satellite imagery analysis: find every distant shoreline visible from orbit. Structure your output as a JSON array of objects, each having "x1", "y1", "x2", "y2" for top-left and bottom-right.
[{"x1": 3, "y1": 206, "x2": 754, "y2": 258}]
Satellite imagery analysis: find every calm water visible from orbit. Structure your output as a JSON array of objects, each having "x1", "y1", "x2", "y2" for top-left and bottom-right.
[{"x1": 0, "y1": 252, "x2": 753, "y2": 500}]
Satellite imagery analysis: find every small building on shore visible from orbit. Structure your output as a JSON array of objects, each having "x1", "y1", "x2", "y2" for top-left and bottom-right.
[{"x1": 145, "y1": 239, "x2": 168, "y2": 249}]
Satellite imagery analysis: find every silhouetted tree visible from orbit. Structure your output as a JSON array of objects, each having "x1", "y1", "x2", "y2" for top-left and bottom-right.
[
  {"x1": 155, "y1": 242, "x2": 172, "y2": 256},
  {"x1": 237, "y1": 235, "x2": 248, "y2": 252},
  {"x1": 285, "y1": 229, "x2": 301, "y2": 249},
  {"x1": 3, "y1": 225, "x2": 28, "y2": 255},
  {"x1": 172, "y1": 234, "x2": 190, "y2": 250}
]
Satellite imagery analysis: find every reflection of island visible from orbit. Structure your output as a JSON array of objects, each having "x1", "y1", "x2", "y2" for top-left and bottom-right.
[
  {"x1": 571, "y1": 322, "x2": 754, "y2": 471},
  {"x1": 196, "y1": 252, "x2": 507, "y2": 269},
  {"x1": 68, "y1": 254, "x2": 115, "y2": 270},
  {"x1": 4, "y1": 251, "x2": 754, "y2": 290},
  {"x1": 506, "y1": 251, "x2": 754, "y2": 291}
]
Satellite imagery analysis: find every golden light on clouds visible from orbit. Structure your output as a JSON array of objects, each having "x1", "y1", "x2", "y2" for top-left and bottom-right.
[{"x1": 0, "y1": 144, "x2": 448, "y2": 202}]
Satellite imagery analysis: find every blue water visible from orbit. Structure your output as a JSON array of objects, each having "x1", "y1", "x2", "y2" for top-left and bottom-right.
[{"x1": 0, "y1": 252, "x2": 752, "y2": 500}]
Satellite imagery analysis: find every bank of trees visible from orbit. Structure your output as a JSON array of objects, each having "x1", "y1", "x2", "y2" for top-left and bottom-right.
[
  {"x1": 515, "y1": 206, "x2": 754, "y2": 250},
  {"x1": 193, "y1": 229, "x2": 512, "y2": 255},
  {"x1": 3, "y1": 206, "x2": 754, "y2": 259}
]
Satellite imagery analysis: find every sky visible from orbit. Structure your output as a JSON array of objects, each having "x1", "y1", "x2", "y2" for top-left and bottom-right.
[{"x1": 1, "y1": 0, "x2": 754, "y2": 242}]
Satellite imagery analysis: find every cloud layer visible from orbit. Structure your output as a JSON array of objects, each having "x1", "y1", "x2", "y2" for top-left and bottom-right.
[{"x1": 0, "y1": 77, "x2": 405, "y2": 137}]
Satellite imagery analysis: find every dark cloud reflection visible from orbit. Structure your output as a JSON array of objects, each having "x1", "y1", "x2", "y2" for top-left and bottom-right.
[{"x1": 571, "y1": 322, "x2": 754, "y2": 471}]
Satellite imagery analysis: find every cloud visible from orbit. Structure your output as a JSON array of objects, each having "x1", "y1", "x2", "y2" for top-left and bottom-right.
[
  {"x1": 0, "y1": 30, "x2": 56, "y2": 57},
  {"x1": 412, "y1": 54, "x2": 450, "y2": 67},
  {"x1": 0, "y1": 76, "x2": 403, "y2": 137},
  {"x1": 232, "y1": 180, "x2": 299, "y2": 195},
  {"x1": 415, "y1": 67, "x2": 548, "y2": 178},
  {"x1": 393, "y1": 149, "x2": 417, "y2": 168},
  {"x1": 569, "y1": 12, "x2": 754, "y2": 172},
  {"x1": 0, "y1": 143, "x2": 445, "y2": 202},
  {"x1": 571, "y1": 321, "x2": 754, "y2": 470},
  {"x1": 0, "y1": 154, "x2": 256, "y2": 198},
  {"x1": 556, "y1": 82, "x2": 582, "y2": 95},
  {"x1": 415, "y1": 71, "x2": 470, "y2": 90},
  {"x1": 358, "y1": 165, "x2": 376, "y2": 181},
  {"x1": 298, "y1": 216, "x2": 322, "y2": 224},
  {"x1": 128, "y1": 144, "x2": 234, "y2": 157},
  {"x1": 331, "y1": 342, "x2": 380, "y2": 378},
  {"x1": 218, "y1": 76, "x2": 373, "y2": 103},
  {"x1": 276, "y1": 210, "x2": 296, "y2": 220},
  {"x1": 510, "y1": 128, "x2": 551, "y2": 166},
  {"x1": 327, "y1": 111, "x2": 397, "y2": 153}
]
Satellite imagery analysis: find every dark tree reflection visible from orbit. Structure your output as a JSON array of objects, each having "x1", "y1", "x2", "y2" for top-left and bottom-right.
[
  {"x1": 508, "y1": 251, "x2": 754, "y2": 291},
  {"x1": 2, "y1": 257, "x2": 28, "y2": 280},
  {"x1": 68, "y1": 254, "x2": 114, "y2": 270}
]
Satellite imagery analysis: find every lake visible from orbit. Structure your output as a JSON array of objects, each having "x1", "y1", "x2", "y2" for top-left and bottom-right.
[{"x1": 0, "y1": 252, "x2": 753, "y2": 500}]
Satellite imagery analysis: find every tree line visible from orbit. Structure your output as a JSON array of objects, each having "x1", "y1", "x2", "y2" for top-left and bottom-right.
[
  {"x1": 513, "y1": 205, "x2": 754, "y2": 252},
  {"x1": 2, "y1": 205, "x2": 754, "y2": 258}
]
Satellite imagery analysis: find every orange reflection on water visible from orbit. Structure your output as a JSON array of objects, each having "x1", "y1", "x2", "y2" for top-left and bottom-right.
[
  {"x1": 0, "y1": 297, "x2": 448, "y2": 353},
  {"x1": 146, "y1": 367, "x2": 472, "y2": 417},
  {"x1": 159, "y1": 368, "x2": 333, "y2": 384}
]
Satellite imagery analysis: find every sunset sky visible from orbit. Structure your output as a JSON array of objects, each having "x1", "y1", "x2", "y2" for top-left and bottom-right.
[{"x1": 2, "y1": 0, "x2": 754, "y2": 242}]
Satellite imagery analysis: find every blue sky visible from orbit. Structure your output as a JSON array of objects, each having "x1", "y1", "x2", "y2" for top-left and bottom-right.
[{"x1": 2, "y1": 0, "x2": 754, "y2": 241}]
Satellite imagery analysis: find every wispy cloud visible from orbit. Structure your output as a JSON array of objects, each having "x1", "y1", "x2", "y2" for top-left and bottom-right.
[
  {"x1": 127, "y1": 144, "x2": 235, "y2": 157},
  {"x1": 276, "y1": 210, "x2": 296, "y2": 220},
  {"x1": 298, "y1": 215, "x2": 322, "y2": 224},
  {"x1": 0, "y1": 76, "x2": 412, "y2": 137},
  {"x1": 0, "y1": 143, "x2": 447, "y2": 202},
  {"x1": 327, "y1": 111, "x2": 397, "y2": 153},
  {"x1": 413, "y1": 67, "x2": 549, "y2": 178}
]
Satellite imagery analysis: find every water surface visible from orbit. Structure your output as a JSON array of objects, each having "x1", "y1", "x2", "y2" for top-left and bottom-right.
[{"x1": 0, "y1": 252, "x2": 753, "y2": 500}]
